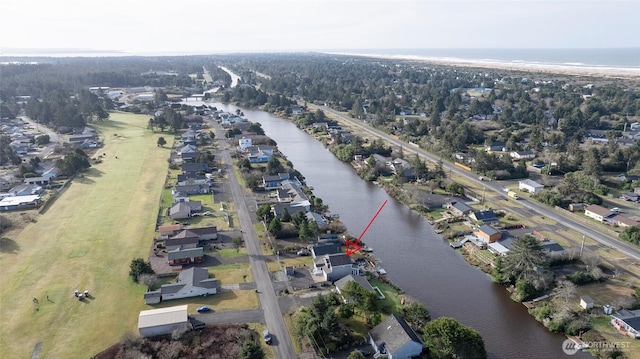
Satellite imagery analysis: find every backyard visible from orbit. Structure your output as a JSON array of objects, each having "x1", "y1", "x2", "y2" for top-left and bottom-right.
[{"x1": 0, "y1": 112, "x2": 171, "y2": 358}]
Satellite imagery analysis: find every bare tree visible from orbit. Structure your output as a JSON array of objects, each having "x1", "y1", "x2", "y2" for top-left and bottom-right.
[
  {"x1": 552, "y1": 279, "x2": 577, "y2": 309},
  {"x1": 139, "y1": 273, "x2": 159, "y2": 290},
  {"x1": 590, "y1": 267, "x2": 604, "y2": 281},
  {"x1": 581, "y1": 253, "x2": 602, "y2": 271}
]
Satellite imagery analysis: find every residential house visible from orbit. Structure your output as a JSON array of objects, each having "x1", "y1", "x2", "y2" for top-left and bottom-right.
[
  {"x1": 519, "y1": 179, "x2": 544, "y2": 194},
  {"x1": 176, "y1": 173, "x2": 209, "y2": 186},
  {"x1": 313, "y1": 253, "x2": 358, "y2": 282},
  {"x1": 485, "y1": 141, "x2": 506, "y2": 152},
  {"x1": 262, "y1": 172, "x2": 292, "y2": 188},
  {"x1": 238, "y1": 137, "x2": 252, "y2": 150},
  {"x1": 0, "y1": 195, "x2": 41, "y2": 211},
  {"x1": 291, "y1": 106, "x2": 303, "y2": 115},
  {"x1": 541, "y1": 241, "x2": 565, "y2": 255},
  {"x1": 167, "y1": 247, "x2": 204, "y2": 266},
  {"x1": 469, "y1": 209, "x2": 498, "y2": 224},
  {"x1": 621, "y1": 191, "x2": 639, "y2": 202},
  {"x1": 368, "y1": 314, "x2": 424, "y2": 359},
  {"x1": 143, "y1": 267, "x2": 218, "y2": 304},
  {"x1": 447, "y1": 201, "x2": 473, "y2": 217},
  {"x1": 6, "y1": 184, "x2": 42, "y2": 196},
  {"x1": 611, "y1": 309, "x2": 640, "y2": 338},
  {"x1": 172, "y1": 184, "x2": 210, "y2": 196},
  {"x1": 169, "y1": 201, "x2": 202, "y2": 219},
  {"x1": 42, "y1": 167, "x2": 60, "y2": 179},
  {"x1": 138, "y1": 305, "x2": 190, "y2": 337},
  {"x1": 334, "y1": 274, "x2": 377, "y2": 301},
  {"x1": 158, "y1": 224, "x2": 181, "y2": 240},
  {"x1": 165, "y1": 229, "x2": 201, "y2": 251},
  {"x1": 180, "y1": 144, "x2": 199, "y2": 162},
  {"x1": 474, "y1": 224, "x2": 502, "y2": 243},
  {"x1": 272, "y1": 203, "x2": 307, "y2": 218},
  {"x1": 390, "y1": 158, "x2": 416, "y2": 181},
  {"x1": 510, "y1": 151, "x2": 536, "y2": 160},
  {"x1": 584, "y1": 205, "x2": 615, "y2": 222},
  {"x1": 189, "y1": 226, "x2": 218, "y2": 240},
  {"x1": 610, "y1": 214, "x2": 640, "y2": 228},
  {"x1": 246, "y1": 148, "x2": 271, "y2": 163},
  {"x1": 312, "y1": 122, "x2": 328, "y2": 131},
  {"x1": 617, "y1": 173, "x2": 640, "y2": 182},
  {"x1": 306, "y1": 212, "x2": 328, "y2": 229},
  {"x1": 311, "y1": 243, "x2": 342, "y2": 258},
  {"x1": 23, "y1": 177, "x2": 51, "y2": 186},
  {"x1": 181, "y1": 162, "x2": 209, "y2": 175}
]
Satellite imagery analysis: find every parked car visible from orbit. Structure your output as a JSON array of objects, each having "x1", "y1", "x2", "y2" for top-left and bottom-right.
[
  {"x1": 297, "y1": 249, "x2": 310, "y2": 256},
  {"x1": 263, "y1": 330, "x2": 272, "y2": 345},
  {"x1": 196, "y1": 306, "x2": 211, "y2": 313}
]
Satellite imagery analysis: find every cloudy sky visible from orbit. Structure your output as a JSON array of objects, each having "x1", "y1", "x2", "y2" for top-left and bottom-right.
[{"x1": 1, "y1": 0, "x2": 638, "y2": 54}]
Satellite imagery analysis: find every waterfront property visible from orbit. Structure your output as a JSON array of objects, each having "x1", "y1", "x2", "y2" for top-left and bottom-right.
[
  {"x1": 138, "y1": 305, "x2": 190, "y2": 337},
  {"x1": 474, "y1": 224, "x2": 502, "y2": 243},
  {"x1": 313, "y1": 253, "x2": 358, "y2": 281},
  {"x1": 368, "y1": 314, "x2": 423, "y2": 359},
  {"x1": 611, "y1": 309, "x2": 640, "y2": 338}
]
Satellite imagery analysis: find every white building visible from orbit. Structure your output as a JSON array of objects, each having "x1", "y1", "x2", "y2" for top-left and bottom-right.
[
  {"x1": 138, "y1": 305, "x2": 190, "y2": 338},
  {"x1": 238, "y1": 137, "x2": 252, "y2": 150},
  {"x1": 518, "y1": 179, "x2": 544, "y2": 194}
]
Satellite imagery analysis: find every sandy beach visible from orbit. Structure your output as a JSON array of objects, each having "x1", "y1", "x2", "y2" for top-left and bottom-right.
[{"x1": 335, "y1": 52, "x2": 640, "y2": 80}]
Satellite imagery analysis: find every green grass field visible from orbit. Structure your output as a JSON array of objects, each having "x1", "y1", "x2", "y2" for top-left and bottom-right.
[{"x1": 0, "y1": 112, "x2": 172, "y2": 359}]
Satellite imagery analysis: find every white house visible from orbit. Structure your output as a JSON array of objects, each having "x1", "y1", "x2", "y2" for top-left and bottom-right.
[
  {"x1": 584, "y1": 205, "x2": 615, "y2": 222},
  {"x1": 313, "y1": 253, "x2": 358, "y2": 281},
  {"x1": 238, "y1": 137, "x2": 252, "y2": 150},
  {"x1": 143, "y1": 267, "x2": 218, "y2": 304},
  {"x1": 611, "y1": 309, "x2": 640, "y2": 338},
  {"x1": 510, "y1": 151, "x2": 536, "y2": 160},
  {"x1": 518, "y1": 179, "x2": 544, "y2": 194},
  {"x1": 138, "y1": 305, "x2": 190, "y2": 338}
]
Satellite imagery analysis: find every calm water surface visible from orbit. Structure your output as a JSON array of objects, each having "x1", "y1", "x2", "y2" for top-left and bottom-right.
[{"x1": 212, "y1": 103, "x2": 590, "y2": 359}]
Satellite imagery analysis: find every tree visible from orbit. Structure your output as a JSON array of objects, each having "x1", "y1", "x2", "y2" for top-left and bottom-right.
[
  {"x1": 256, "y1": 204, "x2": 274, "y2": 223},
  {"x1": 233, "y1": 237, "x2": 244, "y2": 252},
  {"x1": 347, "y1": 350, "x2": 366, "y2": 359},
  {"x1": 496, "y1": 235, "x2": 548, "y2": 284},
  {"x1": 281, "y1": 208, "x2": 292, "y2": 222},
  {"x1": 35, "y1": 135, "x2": 50, "y2": 145},
  {"x1": 268, "y1": 218, "x2": 281, "y2": 237},
  {"x1": 157, "y1": 136, "x2": 167, "y2": 147},
  {"x1": 401, "y1": 302, "x2": 431, "y2": 331},
  {"x1": 239, "y1": 340, "x2": 265, "y2": 359},
  {"x1": 423, "y1": 317, "x2": 487, "y2": 359},
  {"x1": 129, "y1": 257, "x2": 154, "y2": 282}
]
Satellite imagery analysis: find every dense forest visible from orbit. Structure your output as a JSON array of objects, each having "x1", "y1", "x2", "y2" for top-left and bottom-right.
[{"x1": 2, "y1": 53, "x2": 640, "y2": 208}]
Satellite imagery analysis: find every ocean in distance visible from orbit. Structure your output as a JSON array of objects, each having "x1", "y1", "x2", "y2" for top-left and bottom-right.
[{"x1": 337, "y1": 48, "x2": 640, "y2": 69}]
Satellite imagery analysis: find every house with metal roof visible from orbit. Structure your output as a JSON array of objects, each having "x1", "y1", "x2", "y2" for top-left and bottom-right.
[
  {"x1": 518, "y1": 179, "x2": 544, "y2": 194},
  {"x1": 368, "y1": 314, "x2": 423, "y2": 359},
  {"x1": 138, "y1": 305, "x2": 190, "y2": 337},
  {"x1": 469, "y1": 209, "x2": 498, "y2": 224}
]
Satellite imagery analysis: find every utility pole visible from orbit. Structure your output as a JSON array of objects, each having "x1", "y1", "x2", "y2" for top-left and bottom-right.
[
  {"x1": 580, "y1": 234, "x2": 586, "y2": 257},
  {"x1": 482, "y1": 186, "x2": 486, "y2": 204}
]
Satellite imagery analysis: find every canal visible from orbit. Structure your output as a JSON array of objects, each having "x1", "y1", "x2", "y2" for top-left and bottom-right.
[{"x1": 209, "y1": 103, "x2": 589, "y2": 358}]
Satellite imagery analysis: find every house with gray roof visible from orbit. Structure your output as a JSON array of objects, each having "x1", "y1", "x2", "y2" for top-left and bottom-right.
[
  {"x1": 143, "y1": 267, "x2": 218, "y2": 304},
  {"x1": 311, "y1": 243, "x2": 342, "y2": 258},
  {"x1": 169, "y1": 201, "x2": 202, "y2": 219},
  {"x1": 447, "y1": 200, "x2": 473, "y2": 216},
  {"x1": 469, "y1": 209, "x2": 498, "y2": 223},
  {"x1": 611, "y1": 309, "x2": 640, "y2": 338},
  {"x1": 313, "y1": 253, "x2": 358, "y2": 282},
  {"x1": 368, "y1": 314, "x2": 423, "y2": 359},
  {"x1": 165, "y1": 229, "x2": 200, "y2": 251},
  {"x1": 167, "y1": 247, "x2": 204, "y2": 266}
]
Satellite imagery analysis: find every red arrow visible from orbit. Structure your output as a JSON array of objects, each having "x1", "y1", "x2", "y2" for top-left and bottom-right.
[{"x1": 346, "y1": 200, "x2": 388, "y2": 256}]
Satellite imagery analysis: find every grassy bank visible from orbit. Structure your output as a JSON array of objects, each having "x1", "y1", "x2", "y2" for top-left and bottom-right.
[{"x1": 0, "y1": 112, "x2": 171, "y2": 359}]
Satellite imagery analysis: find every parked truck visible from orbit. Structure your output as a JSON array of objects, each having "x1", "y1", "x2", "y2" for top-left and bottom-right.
[{"x1": 507, "y1": 190, "x2": 519, "y2": 199}]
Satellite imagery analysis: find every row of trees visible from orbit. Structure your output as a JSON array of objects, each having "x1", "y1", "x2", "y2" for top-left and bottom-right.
[{"x1": 25, "y1": 89, "x2": 109, "y2": 129}]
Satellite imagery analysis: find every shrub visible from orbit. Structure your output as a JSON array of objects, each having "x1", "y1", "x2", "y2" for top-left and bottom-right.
[{"x1": 568, "y1": 271, "x2": 595, "y2": 285}]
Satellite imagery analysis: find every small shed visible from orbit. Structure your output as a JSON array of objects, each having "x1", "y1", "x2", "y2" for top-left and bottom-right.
[
  {"x1": 285, "y1": 266, "x2": 295, "y2": 276},
  {"x1": 580, "y1": 295, "x2": 594, "y2": 310}
]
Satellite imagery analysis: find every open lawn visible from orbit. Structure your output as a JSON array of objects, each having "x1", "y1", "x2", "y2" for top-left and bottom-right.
[
  {"x1": 209, "y1": 263, "x2": 253, "y2": 284},
  {"x1": 369, "y1": 278, "x2": 404, "y2": 315},
  {"x1": 590, "y1": 316, "x2": 640, "y2": 359},
  {"x1": 0, "y1": 112, "x2": 172, "y2": 359},
  {"x1": 150, "y1": 290, "x2": 258, "y2": 312}
]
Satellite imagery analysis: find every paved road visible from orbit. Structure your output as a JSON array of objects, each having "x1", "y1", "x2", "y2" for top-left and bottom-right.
[
  {"x1": 213, "y1": 121, "x2": 298, "y2": 359},
  {"x1": 314, "y1": 104, "x2": 640, "y2": 262},
  {"x1": 20, "y1": 115, "x2": 60, "y2": 158},
  {"x1": 195, "y1": 308, "x2": 264, "y2": 325}
]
